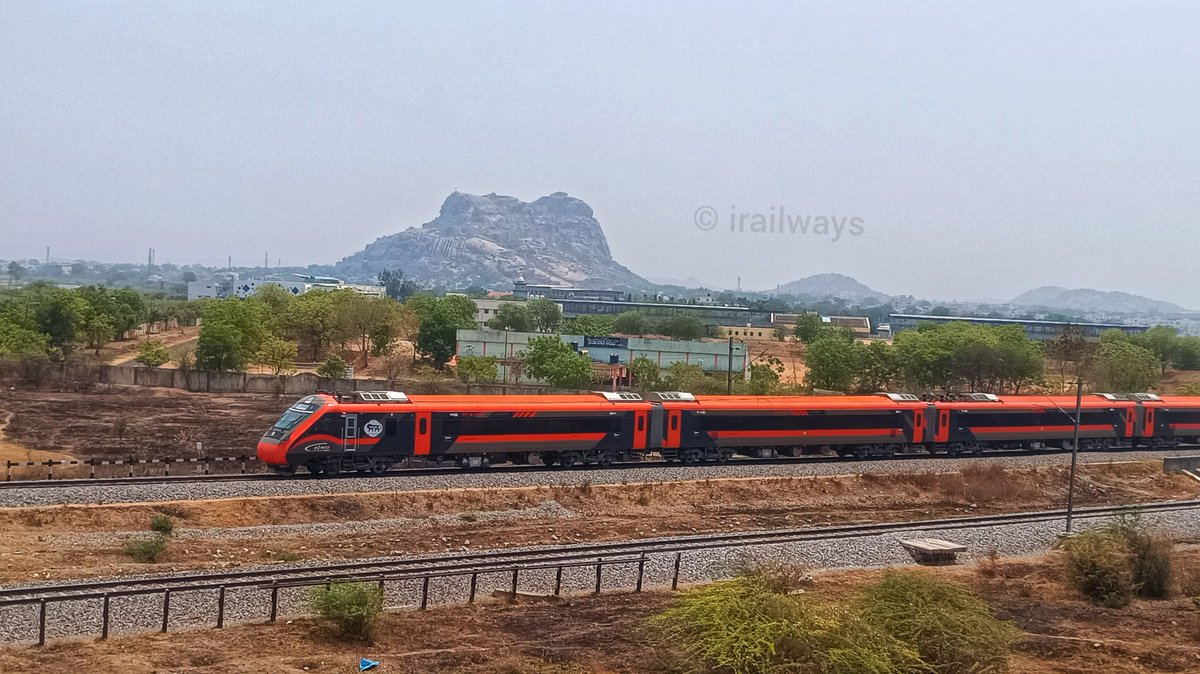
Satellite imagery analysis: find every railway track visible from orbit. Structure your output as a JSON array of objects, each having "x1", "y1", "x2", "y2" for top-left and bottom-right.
[
  {"x1": 0, "y1": 445, "x2": 1191, "y2": 490},
  {"x1": 3, "y1": 498, "x2": 1197, "y2": 604}
]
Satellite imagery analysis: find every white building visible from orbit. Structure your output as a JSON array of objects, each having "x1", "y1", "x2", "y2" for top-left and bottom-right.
[{"x1": 187, "y1": 274, "x2": 385, "y2": 301}]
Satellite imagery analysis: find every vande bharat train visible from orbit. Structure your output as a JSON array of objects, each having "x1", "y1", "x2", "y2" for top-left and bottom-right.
[{"x1": 256, "y1": 390, "x2": 1200, "y2": 475}]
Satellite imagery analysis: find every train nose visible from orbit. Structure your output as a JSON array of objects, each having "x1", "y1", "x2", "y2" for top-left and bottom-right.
[{"x1": 256, "y1": 436, "x2": 290, "y2": 469}]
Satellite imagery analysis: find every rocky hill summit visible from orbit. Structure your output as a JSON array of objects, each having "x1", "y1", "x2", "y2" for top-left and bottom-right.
[{"x1": 336, "y1": 191, "x2": 647, "y2": 288}]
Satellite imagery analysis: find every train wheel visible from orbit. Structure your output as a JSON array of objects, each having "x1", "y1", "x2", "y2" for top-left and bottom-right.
[
  {"x1": 948, "y1": 442, "x2": 964, "y2": 456},
  {"x1": 560, "y1": 451, "x2": 582, "y2": 468},
  {"x1": 681, "y1": 449, "x2": 703, "y2": 465},
  {"x1": 303, "y1": 461, "x2": 324, "y2": 475},
  {"x1": 596, "y1": 451, "x2": 616, "y2": 468},
  {"x1": 370, "y1": 458, "x2": 389, "y2": 475},
  {"x1": 323, "y1": 458, "x2": 342, "y2": 477},
  {"x1": 965, "y1": 442, "x2": 982, "y2": 455},
  {"x1": 717, "y1": 449, "x2": 733, "y2": 464}
]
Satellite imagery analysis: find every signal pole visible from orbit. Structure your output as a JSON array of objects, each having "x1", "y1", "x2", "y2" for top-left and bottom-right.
[{"x1": 1065, "y1": 377, "x2": 1083, "y2": 532}]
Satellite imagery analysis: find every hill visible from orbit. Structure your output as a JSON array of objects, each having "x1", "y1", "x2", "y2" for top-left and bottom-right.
[
  {"x1": 767, "y1": 273, "x2": 891, "y2": 305},
  {"x1": 335, "y1": 192, "x2": 648, "y2": 289},
  {"x1": 1010, "y1": 286, "x2": 1188, "y2": 315}
]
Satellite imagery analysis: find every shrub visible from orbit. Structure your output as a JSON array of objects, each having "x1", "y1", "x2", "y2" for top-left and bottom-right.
[
  {"x1": 1109, "y1": 512, "x2": 1174, "y2": 599},
  {"x1": 310, "y1": 582, "x2": 385, "y2": 642},
  {"x1": 316, "y1": 353, "x2": 349, "y2": 379},
  {"x1": 264, "y1": 550, "x2": 303, "y2": 563},
  {"x1": 149, "y1": 514, "x2": 174, "y2": 535},
  {"x1": 1062, "y1": 529, "x2": 1135, "y2": 607},
  {"x1": 124, "y1": 535, "x2": 168, "y2": 563},
  {"x1": 857, "y1": 571, "x2": 1020, "y2": 674}
]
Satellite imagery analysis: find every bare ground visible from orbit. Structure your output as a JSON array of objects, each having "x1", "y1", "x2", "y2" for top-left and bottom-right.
[
  {"x1": 3, "y1": 549, "x2": 1199, "y2": 673},
  {"x1": 0, "y1": 461, "x2": 1195, "y2": 583}
]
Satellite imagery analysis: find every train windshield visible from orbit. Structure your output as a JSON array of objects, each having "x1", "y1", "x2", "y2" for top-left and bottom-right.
[{"x1": 265, "y1": 396, "x2": 324, "y2": 438}]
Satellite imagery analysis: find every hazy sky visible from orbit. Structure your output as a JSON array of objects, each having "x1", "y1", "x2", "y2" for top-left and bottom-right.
[{"x1": 2, "y1": 2, "x2": 1198, "y2": 306}]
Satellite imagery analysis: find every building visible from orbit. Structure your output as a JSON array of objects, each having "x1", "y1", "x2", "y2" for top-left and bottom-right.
[
  {"x1": 719, "y1": 325, "x2": 775, "y2": 341},
  {"x1": 888, "y1": 313, "x2": 1149, "y2": 341},
  {"x1": 557, "y1": 298, "x2": 773, "y2": 326},
  {"x1": 512, "y1": 277, "x2": 625, "y2": 302},
  {"x1": 455, "y1": 329, "x2": 749, "y2": 384},
  {"x1": 187, "y1": 274, "x2": 385, "y2": 301},
  {"x1": 471, "y1": 298, "x2": 527, "y2": 328},
  {"x1": 771, "y1": 313, "x2": 872, "y2": 339}
]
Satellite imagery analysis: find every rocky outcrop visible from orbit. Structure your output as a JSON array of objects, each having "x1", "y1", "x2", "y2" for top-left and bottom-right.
[{"x1": 336, "y1": 192, "x2": 648, "y2": 289}]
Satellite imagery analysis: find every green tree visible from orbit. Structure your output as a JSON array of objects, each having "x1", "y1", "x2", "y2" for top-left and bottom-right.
[
  {"x1": 282, "y1": 290, "x2": 348, "y2": 361},
  {"x1": 521, "y1": 335, "x2": 592, "y2": 389},
  {"x1": 1089, "y1": 340, "x2": 1160, "y2": 392},
  {"x1": 487, "y1": 302, "x2": 534, "y2": 332},
  {"x1": 32, "y1": 288, "x2": 85, "y2": 353},
  {"x1": 804, "y1": 333, "x2": 857, "y2": 392},
  {"x1": 135, "y1": 340, "x2": 171, "y2": 368},
  {"x1": 661, "y1": 361, "x2": 724, "y2": 394},
  {"x1": 1137, "y1": 325, "x2": 1179, "y2": 375},
  {"x1": 6, "y1": 261, "x2": 26, "y2": 284},
  {"x1": 456, "y1": 355, "x2": 499, "y2": 383},
  {"x1": 852, "y1": 340, "x2": 898, "y2": 393},
  {"x1": 195, "y1": 298, "x2": 266, "y2": 371},
  {"x1": 336, "y1": 294, "x2": 397, "y2": 366},
  {"x1": 527, "y1": 298, "x2": 563, "y2": 333},
  {"x1": 77, "y1": 308, "x2": 115, "y2": 355},
  {"x1": 658, "y1": 314, "x2": 705, "y2": 340},
  {"x1": 564, "y1": 314, "x2": 615, "y2": 336},
  {"x1": 0, "y1": 317, "x2": 49, "y2": 357},
  {"x1": 792, "y1": 313, "x2": 826, "y2": 343},
  {"x1": 1174, "y1": 336, "x2": 1200, "y2": 371},
  {"x1": 614, "y1": 311, "x2": 649, "y2": 335},
  {"x1": 628, "y1": 355, "x2": 661, "y2": 390},
  {"x1": 253, "y1": 335, "x2": 299, "y2": 375},
  {"x1": 414, "y1": 295, "x2": 477, "y2": 366},
  {"x1": 377, "y1": 269, "x2": 419, "y2": 301},
  {"x1": 1045, "y1": 325, "x2": 1091, "y2": 386},
  {"x1": 317, "y1": 353, "x2": 350, "y2": 379}
]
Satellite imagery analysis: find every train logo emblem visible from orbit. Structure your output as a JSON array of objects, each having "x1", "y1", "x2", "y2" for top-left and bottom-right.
[{"x1": 363, "y1": 420, "x2": 384, "y2": 437}]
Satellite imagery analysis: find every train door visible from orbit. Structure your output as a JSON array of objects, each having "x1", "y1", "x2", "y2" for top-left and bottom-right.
[
  {"x1": 633, "y1": 410, "x2": 648, "y2": 451},
  {"x1": 414, "y1": 411, "x2": 432, "y2": 455},
  {"x1": 1124, "y1": 408, "x2": 1136, "y2": 440},
  {"x1": 934, "y1": 408, "x2": 951, "y2": 443},
  {"x1": 1144, "y1": 407, "x2": 1156, "y2": 440},
  {"x1": 666, "y1": 410, "x2": 682, "y2": 448},
  {"x1": 912, "y1": 408, "x2": 926, "y2": 444},
  {"x1": 343, "y1": 414, "x2": 359, "y2": 452}
]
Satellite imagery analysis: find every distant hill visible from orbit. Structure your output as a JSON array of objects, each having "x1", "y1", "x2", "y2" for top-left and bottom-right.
[
  {"x1": 335, "y1": 191, "x2": 648, "y2": 289},
  {"x1": 767, "y1": 273, "x2": 890, "y2": 305},
  {"x1": 1010, "y1": 286, "x2": 1188, "y2": 315}
]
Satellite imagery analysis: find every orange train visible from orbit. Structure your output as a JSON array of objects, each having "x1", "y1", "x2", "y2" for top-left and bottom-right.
[{"x1": 256, "y1": 391, "x2": 1200, "y2": 475}]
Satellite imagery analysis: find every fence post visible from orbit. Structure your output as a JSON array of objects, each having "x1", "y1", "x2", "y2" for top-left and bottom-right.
[
  {"x1": 240, "y1": 456, "x2": 247, "y2": 474},
  {"x1": 5, "y1": 460, "x2": 11, "y2": 481},
  {"x1": 269, "y1": 584, "x2": 279, "y2": 623},
  {"x1": 128, "y1": 455, "x2": 135, "y2": 478},
  {"x1": 468, "y1": 573, "x2": 478, "y2": 603},
  {"x1": 554, "y1": 566, "x2": 563, "y2": 596},
  {"x1": 510, "y1": 568, "x2": 519, "y2": 597},
  {"x1": 671, "y1": 552, "x2": 682, "y2": 590},
  {"x1": 420, "y1": 576, "x2": 430, "y2": 610},
  {"x1": 216, "y1": 586, "x2": 226, "y2": 628},
  {"x1": 161, "y1": 589, "x2": 171, "y2": 632},
  {"x1": 636, "y1": 554, "x2": 646, "y2": 593},
  {"x1": 203, "y1": 457, "x2": 210, "y2": 476},
  {"x1": 37, "y1": 599, "x2": 47, "y2": 646},
  {"x1": 101, "y1": 594, "x2": 110, "y2": 640},
  {"x1": 594, "y1": 559, "x2": 603, "y2": 595},
  {"x1": 164, "y1": 458, "x2": 170, "y2": 477},
  {"x1": 45, "y1": 460, "x2": 53, "y2": 480}
]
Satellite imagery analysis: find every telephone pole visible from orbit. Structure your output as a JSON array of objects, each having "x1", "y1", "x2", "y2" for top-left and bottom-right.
[{"x1": 1065, "y1": 377, "x2": 1084, "y2": 532}]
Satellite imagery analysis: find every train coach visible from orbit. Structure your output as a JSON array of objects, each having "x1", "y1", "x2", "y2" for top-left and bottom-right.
[{"x1": 256, "y1": 390, "x2": 1200, "y2": 475}]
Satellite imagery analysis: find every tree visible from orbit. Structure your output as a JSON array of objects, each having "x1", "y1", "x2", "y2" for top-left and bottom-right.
[
  {"x1": 628, "y1": 355, "x2": 661, "y2": 390},
  {"x1": 0, "y1": 317, "x2": 49, "y2": 357},
  {"x1": 527, "y1": 298, "x2": 563, "y2": 333},
  {"x1": 77, "y1": 309, "x2": 115, "y2": 355},
  {"x1": 282, "y1": 290, "x2": 348, "y2": 361},
  {"x1": 6, "y1": 262, "x2": 26, "y2": 284},
  {"x1": 1045, "y1": 326, "x2": 1091, "y2": 386},
  {"x1": 852, "y1": 340, "x2": 899, "y2": 393},
  {"x1": 194, "y1": 298, "x2": 266, "y2": 371},
  {"x1": 521, "y1": 335, "x2": 592, "y2": 389},
  {"x1": 377, "y1": 269, "x2": 418, "y2": 301},
  {"x1": 792, "y1": 313, "x2": 826, "y2": 343},
  {"x1": 317, "y1": 353, "x2": 350, "y2": 379},
  {"x1": 487, "y1": 302, "x2": 534, "y2": 332},
  {"x1": 804, "y1": 333, "x2": 857, "y2": 392},
  {"x1": 456, "y1": 355, "x2": 499, "y2": 383},
  {"x1": 661, "y1": 361, "x2": 723, "y2": 394},
  {"x1": 564, "y1": 314, "x2": 615, "y2": 336},
  {"x1": 181, "y1": 271, "x2": 197, "y2": 283},
  {"x1": 614, "y1": 311, "x2": 649, "y2": 336},
  {"x1": 135, "y1": 340, "x2": 171, "y2": 368},
  {"x1": 414, "y1": 295, "x2": 477, "y2": 366},
  {"x1": 658, "y1": 314, "x2": 705, "y2": 340},
  {"x1": 1088, "y1": 340, "x2": 1159, "y2": 392},
  {"x1": 1137, "y1": 326, "x2": 1179, "y2": 375},
  {"x1": 337, "y1": 294, "x2": 397, "y2": 366},
  {"x1": 253, "y1": 336, "x2": 299, "y2": 375}
]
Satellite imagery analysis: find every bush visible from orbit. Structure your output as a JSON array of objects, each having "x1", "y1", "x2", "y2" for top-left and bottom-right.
[
  {"x1": 316, "y1": 353, "x2": 349, "y2": 379},
  {"x1": 149, "y1": 514, "x2": 174, "y2": 535},
  {"x1": 310, "y1": 582, "x2": 384, "y2": 642},
  {"x1": 1110, "y1": 513, "x2": 1174, "y2": 599},
  {"x1": 124, "y1": 535, "x2": 168, "y2": 563},
  {"x1": 857, "y1": 571, "x2": 1020, "y2": 674},
  {"x1": 1062, "y1": 529, "x2": 1135, "y2": 607}
]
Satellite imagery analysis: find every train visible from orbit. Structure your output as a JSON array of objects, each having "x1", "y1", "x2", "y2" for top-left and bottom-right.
[{"x1": 255, "y1": 390, "x2": 1200, "y2": 475}]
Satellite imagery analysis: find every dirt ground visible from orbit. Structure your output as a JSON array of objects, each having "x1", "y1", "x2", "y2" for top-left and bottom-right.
[
  {"x1": 3, "y1": 549, "x2": 1199, "y2": 673},
  {"x1": 0, "y1": 461, "x2": 1195, "y2": 584},
  {"x1": 0, "y1": 387, "x2": 289, "y2": 461}
]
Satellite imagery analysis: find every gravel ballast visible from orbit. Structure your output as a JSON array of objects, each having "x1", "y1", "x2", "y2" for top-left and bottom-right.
[
  {"x1": 2, "y1": 506, "x2": 1198, "y2": 645},
  {"x1": 0, "y1": 449, "x2": 1191, "y2": 508}
]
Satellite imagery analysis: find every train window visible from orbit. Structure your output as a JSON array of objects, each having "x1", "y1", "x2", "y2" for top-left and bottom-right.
[
  {"x1": 637, "y1": 416, "x2": 645, "y2": 432},
  {"x1": 385, "y1": 419, "x2": 397, "y2": 437},
  {"x1": 671, "y1": 415, "x2": 678, "y2": 431},
  {"x1": 419, "y1": 418, "x2": 428, "y2": 434}
]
